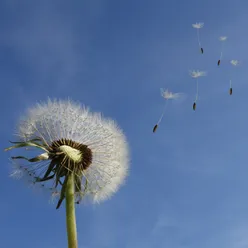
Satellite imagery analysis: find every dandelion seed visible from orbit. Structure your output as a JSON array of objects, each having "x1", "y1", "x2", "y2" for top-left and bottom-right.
[
  {"x1": 217, "y1": 36, "x2": 227, "y2": 66},
  {"x1": 5, "y1": 99, "x2": 130, "y2": 248},
  {"x1": 192, "y1": 22, "x2": 204, "y2": 54},
  {"x1": 153, "y1": 89, "x2": 184, "y2": 133},
  {"x1": 189, "y1": 70, "x2": 207, "y2": 110},
  {"x1": 229, "y1": 60, "x2": 240, "y2": 95}
]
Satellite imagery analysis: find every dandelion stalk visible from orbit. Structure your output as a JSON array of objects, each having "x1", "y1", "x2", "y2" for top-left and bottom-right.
[{"x1": 66, "y1": 173, "x2": 78, "y2": 248}]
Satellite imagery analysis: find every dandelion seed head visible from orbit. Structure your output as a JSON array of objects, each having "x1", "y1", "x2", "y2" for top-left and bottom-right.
[
  {"x1": 6, "y1": 99, "x2": 130, "y2": 206},
  {"x1": 192, "y1": 22, "x2": 204, "y2": 29}
]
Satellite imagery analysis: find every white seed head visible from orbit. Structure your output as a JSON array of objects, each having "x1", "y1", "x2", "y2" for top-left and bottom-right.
[
  {"x1": 9, "y1": 99, "x2": 130, "y2": 204},
  {"x1": 189, "y1": 70, "x2": 207, "y2": 78},
  {"x1": 192, "y1": 22, "x2": 204, "y2": 29},
  {"x1": 219, "y1": 36, "x2": 227, "y2": 41}
]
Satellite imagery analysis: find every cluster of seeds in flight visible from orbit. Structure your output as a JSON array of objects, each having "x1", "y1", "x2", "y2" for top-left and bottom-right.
[{"x1": 152, "y1": 22, "x2": 241, "y2": 133}]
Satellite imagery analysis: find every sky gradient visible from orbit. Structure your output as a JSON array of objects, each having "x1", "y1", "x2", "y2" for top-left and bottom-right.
[{"x1": 1, "y1": 0, "x2": 248, "y2": 247}]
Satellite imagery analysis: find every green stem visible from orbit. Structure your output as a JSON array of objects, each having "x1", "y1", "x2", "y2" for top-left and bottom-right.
[{"x1": 66, "y1": 173, "x2": 78, "y2": 248}]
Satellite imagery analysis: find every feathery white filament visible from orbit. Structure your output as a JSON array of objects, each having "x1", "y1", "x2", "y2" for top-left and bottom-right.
[
  {"x1": 219, "y1": 36, "x2": 227, "y2": 41},
  {"x1": 218, "y1": 37, "x2": 227, "y2": 60},
  {"x1": 160, "y1": 88, "x2": 183, "y2": 100},
  {"x1": 192, "y1": 23, "x2": 204, "y2": 29},
  {"x1": 230, "y1": 60, "x2": 239, "y2": 66},
  {"x1": 197, "y1": 29, "x2": 201, "y2": 48},
  {"x1": 195, "y1": 78, "x2": 199, "y2": 102},
  {"x1": 189, "y1": 70, "x2": 207, "y2": 78}
]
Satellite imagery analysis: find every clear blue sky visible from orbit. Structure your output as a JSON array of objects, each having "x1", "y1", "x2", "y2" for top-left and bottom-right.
[{"x1": 1, "y1": 0, "x2": 248, "y2": 247}]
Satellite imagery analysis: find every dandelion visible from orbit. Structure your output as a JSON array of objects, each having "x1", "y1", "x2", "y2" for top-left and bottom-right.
[
  {"x1": 189, "y1": 70, "x2": 207, "y2": 110},
  {"x1": 217, "y1": 36, "x2": 227, "y2": 66},
  {"x1": 153, "y1": 88, "x2": 184, "y2": 133},
  {"x1": 5, "y1": 99, "x2": 129, "y2": 248},
  {"x1": 192, "y1": 22, "x2": 204, "y2": 54}
]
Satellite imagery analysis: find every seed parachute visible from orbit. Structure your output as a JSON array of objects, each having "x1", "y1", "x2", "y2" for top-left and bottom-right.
[
  {"x1": 217, "y1": 36, "x2": 227, "y2": 66},
  {"x1": 189, "y1": 70, "x2": 207, "y2": 110},
  {"x1": 229, "y1": 60, "x2": 240, "y2": 95},
  {"x1": 192, "y1": 22, "x2": 204, "y2": 54},
  {"x1": 153, "y1": 89, "x2": 183, "y2": 133}
]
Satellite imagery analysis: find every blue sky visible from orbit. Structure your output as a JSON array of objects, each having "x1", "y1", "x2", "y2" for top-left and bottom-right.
[{"x1": 1, "y1": 0, "x2": 248, "y2": 247}]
